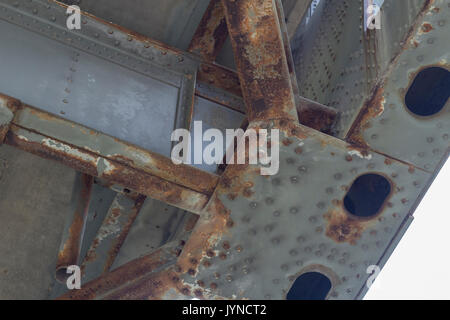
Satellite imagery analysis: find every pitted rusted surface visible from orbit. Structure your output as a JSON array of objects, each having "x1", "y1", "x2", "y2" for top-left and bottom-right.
[
  {"x1": 188, "y1": 0, "x2": 228, "y2": 62},
  {"x1": 5, "y1": 126, "x2": 209, "y2": 214},
  {"x1": 12, "y1": 101, "x2": 218, "y2": 196},
  {"x1": 81, "y1": 193, "x2": 147, "y2": 278},
  {"x1": 0, "y1": 94, "x2": 19, "y2": 143},
  {"x1": 0, "y1": 93, "x2": 218, "y2": 200},
  {"x1": 345, "y1": 0, "x2": 435, "y2": 146},
  {"x1": 345, "y1": 0, "x2": 449, "y2": 173},
  {"x1": 169, "y1": 121, "x2": 432, "y2": 300},
  {"x1": 197, "y1": 63, "x2": 243, "y2": 98},
  {"x1": 221, "y1": 0, "x2": 299, "y2": 123},
  {"x1": 346, "y1": 84, "x2": 386, "y2": 149},
  {"x1": 58, "y1": 242, "x2": 182, "y2": 300},
  {"x1": 297, "y1": 97, "x2": 339, "y2": 134}
]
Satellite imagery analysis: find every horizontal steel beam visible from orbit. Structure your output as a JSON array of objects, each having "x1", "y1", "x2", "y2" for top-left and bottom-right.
[{"x1": 0, "y1": 93, "x2": 215, "y2": 214}]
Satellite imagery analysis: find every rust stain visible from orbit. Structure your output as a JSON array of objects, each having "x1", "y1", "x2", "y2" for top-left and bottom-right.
[
  {"x1": 324, "y1": 200, "x2": 377, "y2": 245},
  {"x1": 222, "y1": 0, "x2": 298, "y2": 123},
  {"x1": 5, "y1": 127, "x2": 208, "y2": 214},
  {"x1": 58, "y1": 248, "x2": 172, "y2": 300},
  {"x1": 297, "y1": 101, "x2": 338, "y2": 134},
  {"x1": 7, "y1": 97, "x2": 219, "y2": 196},
  {"x1": 421, "y1": 23, "x2": 433, "y2": 33},
  {"x1": 344, "y1": 0, "x2": 435, "y2": 146},
  {"x1": 103, "y1": 195, "x2": 147, "y2": 273},
  {"x1": 197, "y1": 63, "x2": 243, "y2": 98},
  {"x1": 56, "y1": 174, "x2": 93, "y2": 280},
  {"x1": 188, "y1": 0, "x2": 228, "y2": 61},
  {"x1": 346, "y1": 85, "x2": 385, "y2": 148},
  {"x1": 176, "y1": 193, "x2": 230, "y2": 275},
  {"x1": 110, "y1": 149, "x2": 219, "y2": 196}
]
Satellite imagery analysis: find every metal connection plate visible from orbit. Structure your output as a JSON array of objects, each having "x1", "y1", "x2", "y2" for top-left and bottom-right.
[
  {"x1": 179, "y1": 123, "x2": 430, "y2": 300},
  {"x1": 0, "y1": 0, "x2": 198, "y2": 156},
  {"x1": 292, "y1": 0, "x2": 432, "y2": 138},
  {"x1": 349, "y1": 0, "x2": 449, "y2": 172}
]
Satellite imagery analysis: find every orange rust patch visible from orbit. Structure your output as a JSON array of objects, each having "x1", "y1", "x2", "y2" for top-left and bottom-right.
[
  {"x1": 422, "y1": 23, "x2": 433, "y2": 32},
  {"x1": 188, "y1": 0, "x2": 228, "y2": 61},
  {"x1": 324, "y1": 201, "x2": 378, "y2": 245},
  {"x1": 346, "y1": 85, "x2": 385, "y2": 148}
]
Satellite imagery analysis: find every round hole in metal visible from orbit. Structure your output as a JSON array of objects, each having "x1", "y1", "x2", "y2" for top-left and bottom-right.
[
  {"x1": 344, "y1": 173, "x2": 391, "y2": 218},
  {"x1": 405, "y1": 67, "x2": 450, "y2": 116},
  {"x1": 286, "y1": 272, "x2": 332, "y2": 300}
]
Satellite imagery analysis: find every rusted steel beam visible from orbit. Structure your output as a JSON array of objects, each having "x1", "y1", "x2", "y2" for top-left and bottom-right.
[
  {"x1": 81, "y1": 193, "x2": 147, "y2": 283},
  {"x1": 6, "y1": 124, "x2": 209, "y2": 214},
  {"x1": 188, "y1": 0, "x2": 229, "y2": 62},
  {"x1": 197, "y1": 63, "x2": 243, "y2": 98},
  {"x1": 221, "y1": 0, "x2": 299, "y2": 123},
  {"x1": 297, "y1": 96, "x2": 338, "y2": 134},
  {"x1": 0, "y1": 101, "x2": 14, "y2": 144},
  {"x1": 56, "y1": 173, "x2": 94, "y2": 283},
  {"x1": 58, "y1": 242, "x2": 182, "y2": 300},
  {"x1": 0, "y1": 92, "x2": 217, "y2": 197}
]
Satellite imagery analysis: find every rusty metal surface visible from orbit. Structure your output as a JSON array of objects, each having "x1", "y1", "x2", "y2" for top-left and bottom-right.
[
  {"x1": 55, "y1": 121, "x2": 444, "y2": 300},
  {"x1": 0, "y1": 93, "x2": 218, "y2": 197},
  {"x1": 58, "y1": 241, "x2": 183, "y2": 299},
  {"x1": 346, "y1": 0, "x2": 449, "y2": 173},
  {"x1": 222, "y1": 0, "x2": 299, "y2": 123},
  {"x1": 5, "y1": 125, "x2": 209, "y2": 214},
  {"x1": 0, "y1": 99, "x2": 14, "y2": 144},
  {"x1": 188, "y1": 0, "x2": 229, "y2": 61},
  {"x1": 173, "y1": 121, "x2": 435, "y2": 300},
  {"x1": 55, "y1": 173, "x2": 94, "y2": 283},
  {"x1": 0, "y1": 0, "x2": 448, "y2": 301},
  {"x1": 80, "y1": 193, "x2": 146, "y2": 283},
  {"x1": 297, "y1": 96, "x2": 338, "y2": 134}
]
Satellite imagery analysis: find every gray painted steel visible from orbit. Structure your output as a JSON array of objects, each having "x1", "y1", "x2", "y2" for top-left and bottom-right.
[{"x1": 181, "y1": 128, "x2": 430, "y2": 299}]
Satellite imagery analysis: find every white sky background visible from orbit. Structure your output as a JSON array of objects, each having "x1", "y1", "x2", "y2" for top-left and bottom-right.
[{"x1": 364, "y1": 158, "x2": 450, "y2": 300}]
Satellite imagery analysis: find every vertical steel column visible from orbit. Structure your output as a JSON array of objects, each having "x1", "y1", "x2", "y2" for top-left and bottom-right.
[
  {"x1": 221, "y1": 0, "x2": 299, "y2": 123},
  {"x1": 80, "y1": 193, "x2": 146, "y2": 283},
  {"x1": 55, "y1": 173, "x2": 94, "y2": 283},
  {"x1": 188, "y1": 0, "x2": 229, "y2": 62}
]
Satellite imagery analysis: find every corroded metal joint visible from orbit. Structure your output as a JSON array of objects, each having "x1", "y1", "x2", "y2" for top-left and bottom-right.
[{"x1": 0, "y1": 94, "x2": 20, "y2": 144}]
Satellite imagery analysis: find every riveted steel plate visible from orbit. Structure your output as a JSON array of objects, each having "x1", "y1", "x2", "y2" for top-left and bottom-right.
[
  {"x1": 59, "y1": 0, "x2": 210, "y2": 51},
  {"x1": 350, "y1": 0, "x2": 450, "y2": 172},
  {"x1": 292, "y1": 0, "x2": 369, "y2": 137},
  {"x1": 291, "y1": 0, "x2": 430, "y2": 138},
  {"x1": 181, "y1": 124, "x2": 430, "y2": 300},
  {"x1": 0, "y1": 0, "x2": 198, "y2": 156}
]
